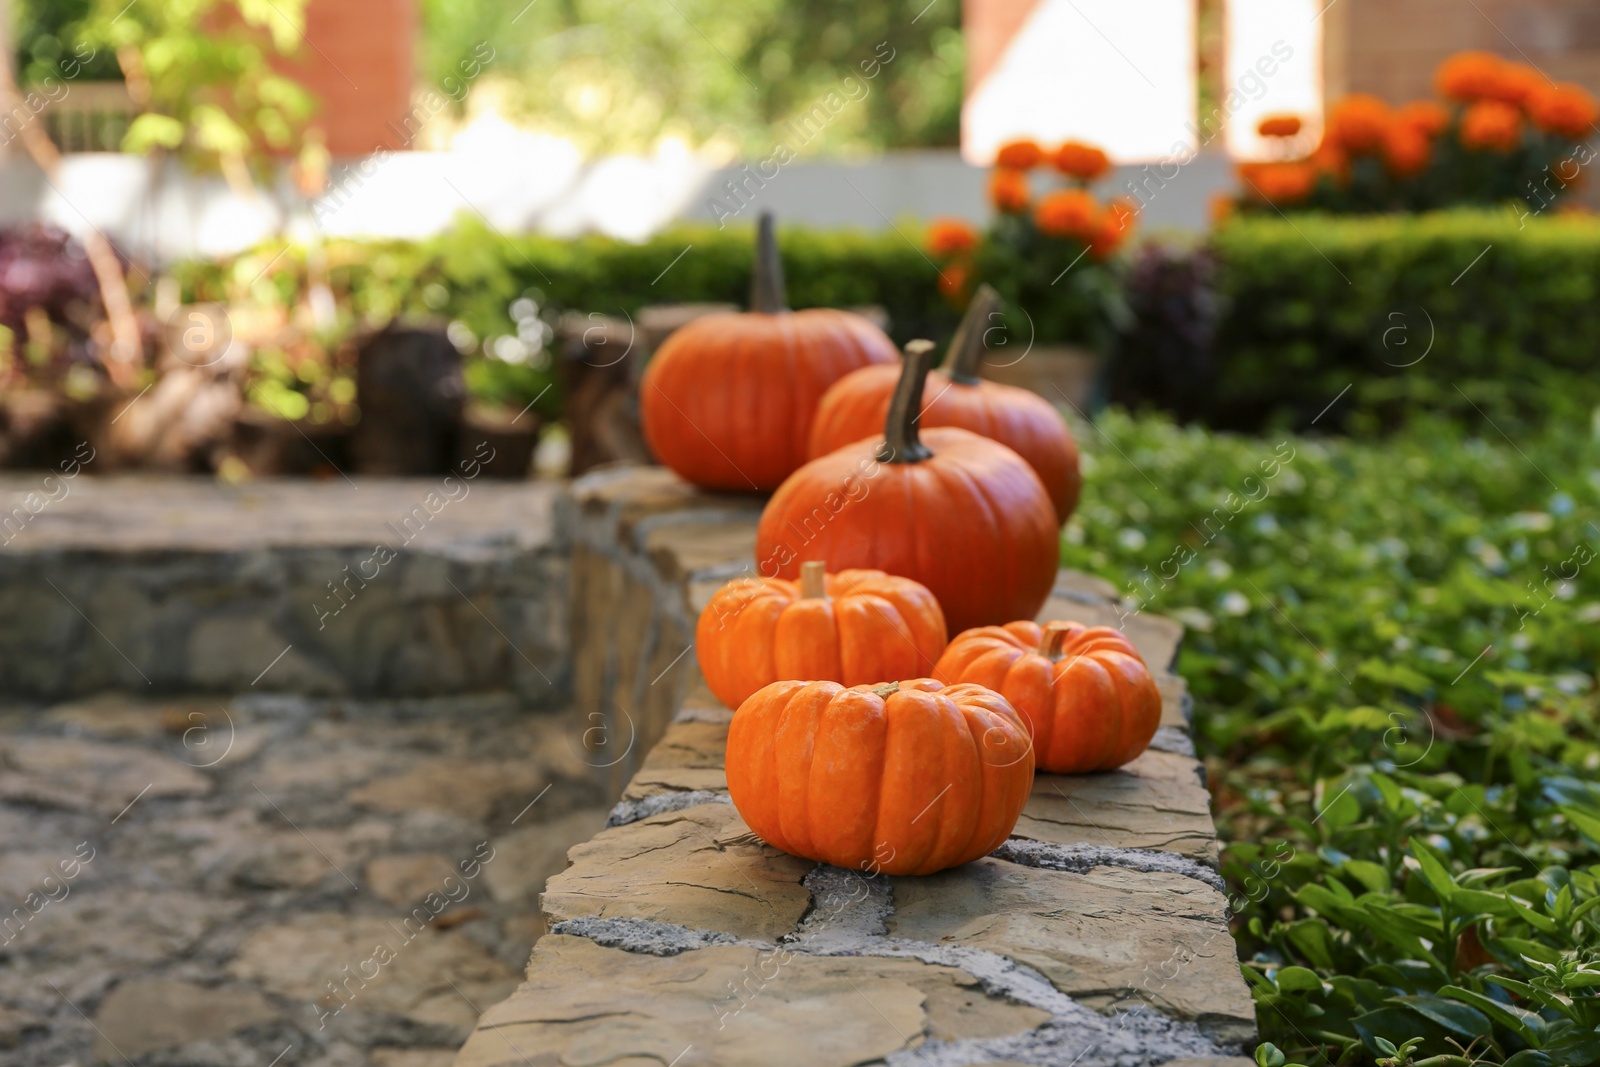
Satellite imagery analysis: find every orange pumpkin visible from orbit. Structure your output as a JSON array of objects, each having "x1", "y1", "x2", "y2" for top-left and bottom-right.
[
  {"x1": 934, "y1": 620, "x2": 1160, "y2": 774},
  {"x1": 639, "y1": 212, "x2": 898, "y2": 491},
  {"x1": 726, "y1": 677, "x2": 1034, "y2": 875},
  {"x1": 695, "y1": 561, "x2": 948, "y2": 709},
  {"x1": 807, "y1": 285, "x2": 1082, "y2": 522},
  {"x1": 757, "y1": 339, "x2": 1059, "y2": 635}
]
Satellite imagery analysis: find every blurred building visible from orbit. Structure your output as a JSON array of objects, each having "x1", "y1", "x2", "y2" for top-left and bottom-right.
[
  {"x1": 287, "y1": 0, "x2": 418, "y2": 156},
  {"x1": 5, "y1": 0, "x2": 1600, "y2": 255}
]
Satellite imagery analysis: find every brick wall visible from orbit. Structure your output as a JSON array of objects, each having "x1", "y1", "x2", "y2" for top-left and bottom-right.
[
  {"x1": 1325, "y1": 0, "x2": 1600, "y2": 103},
  {"x1": 288, "y1": 0, "x2": 418, "y2": 157}
]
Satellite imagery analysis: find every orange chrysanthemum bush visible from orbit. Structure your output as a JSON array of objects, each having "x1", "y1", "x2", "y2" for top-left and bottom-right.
[
  {"x1": 1229, "y1": 50, "x2": 1598, "y2": 217},
  {"x1": 925, "y1": 137, "x2": 1131, "y2": 349}
]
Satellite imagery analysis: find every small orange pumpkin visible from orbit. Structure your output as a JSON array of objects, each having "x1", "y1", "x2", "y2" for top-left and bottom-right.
[
  {"x1": 757, "y1": 339, "x2": 1059, "y2": 635},
  {"x1": 933, "y1": 620, "x2": 1160, "y2": 774},
  {"x1": 807, "y1": 285, "x2": 1082, "y2": 522},
  {"x1": 639, "y1": 212, "x2": 898, "y2": 491},
  {"x1": 726, "y1": 678, "x2": 1034, "y2": 875},
  {"x1": 695, "y1": 562, "x2": 948, "y2": 709}
]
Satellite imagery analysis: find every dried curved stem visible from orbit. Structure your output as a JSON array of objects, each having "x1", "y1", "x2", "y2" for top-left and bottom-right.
[
  {"x1": 749, "y1": 211, "x2": 787, "y2": 314},
  {"x1": 877, "y1": 339, "x2": 936, "y2": 465},
  {"x1": 944, "y1": 283, "x2": 1003, "y2": 384}
]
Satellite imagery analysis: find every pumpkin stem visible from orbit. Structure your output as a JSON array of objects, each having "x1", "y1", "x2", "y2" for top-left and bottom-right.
[
  {"x1": 1038, "y1": 624, "x2": 1076, "y2": 661},
  {"x1": 870, "y1": 682, "x2": 901, "y2": 698},
  {"x1": 944, "y1": 283, "x2": 1002, "y2": 385},
  {"x1": 749, "y1": 212, "x2": 788, "y2": 314},
  {"x1": 877, "y1": 339, "x2": 936, "y2": 465},
  {"x1": 799, "y1": 561, "x2": 827, "y2": 600}
]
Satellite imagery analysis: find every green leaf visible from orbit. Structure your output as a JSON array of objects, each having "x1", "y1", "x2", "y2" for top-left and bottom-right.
[
  {"x1": 1440, "y1": 984, "x2": 1549, "y2": 1045},
  {"x1": 1254, "y1": 1042, "x2": 1288, "y2": 1067},
  {"x1": 122, "y1": 112, "x2": 185, "y2": 152},
  {"x1": 1274, "y1": 966, "x2": 1324, "y2": 993},
  {"x1": 1319, "y1": 783, "x2": 1362, "y2": 832},
  {"x1": 1502, "y1": 1053, "x2": 1555, "y2": 1067},
  {"x1": 1562, "y1": 805, "x2": 1600, "y2": 845},
  {"x1": 1388, "y1": 994, "x2": 1491, "y2": 1039},
  {"x1": 1485, "y1": 936, "x2": 1561, "y2": 967},
  {"x1": 1542, "y1": 1028, "x2": 1600, "y2": 1066},
  {"x1": 1409, "y1": 839, "x2": 1458, "y2": 903},
  {"x1": 1453, "y1": 888, "x2": 1521, "y2": 919},
  {"x1": 1341, "y1": 859, "x2": 1391, "y2": 894}
]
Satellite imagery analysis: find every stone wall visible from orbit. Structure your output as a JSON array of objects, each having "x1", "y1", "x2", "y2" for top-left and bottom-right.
[
  {"x1": 455, "y1": 467, "x2": 1257, "y2": 1066},
  {"x1": 0, "y1": 478, "x2": 568, "y2": 703}
]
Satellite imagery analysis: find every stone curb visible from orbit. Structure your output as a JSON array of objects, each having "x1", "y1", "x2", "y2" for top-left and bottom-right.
[{"x1": 451, "y1": 469, "x2": 1258, "y2": 1066}]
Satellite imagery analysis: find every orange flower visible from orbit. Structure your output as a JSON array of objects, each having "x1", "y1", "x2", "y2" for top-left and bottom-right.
[
  {"x1": 937, "y1": 261, "x2": 973, "y2": 303},
  {"x1": 1209, "y1": 192, "x2": 1235, "y2": 227},
  {"x1": 1383, "y1": 123, "x2": 1432, "y2": 177},
  {"x1": 1460, "y1": 100, "x2": 1523, "y2": 153},
  {"x1": 1257, "y1": 114, "x2": 1303, "y2": 138},
  {"x1": 1496, "y1": 64, "x2": 1545, "y2": 107},
  {"x1": 1325, "y1": 94, "x2": 1392, "y2": 154},
  {"x1": 1436, "y1": 51, "x2": 1507, "y2": 102},
  {"x1": 1239, "y1": 161, "x2": 1317, "y2": 204},
  {"x1": 1034, "y1": 188, "x2": 1100, "y2": 241},
  {"x1": 1089, "y1": 197, "x2": 1138, "y2": 258},
  {"x1": 1052, "y1": 141, "x2": 1112, "y2": 181},
  {"x1": 1528, "y1": 82, "x2": 1600, "y2": 138},
  {"x1": 1396, "y1": 100, "x2": 1450, "y2": 137},
  {"x1": 995, "y1": 139, "x2": 1045, "y2": 169},
  {"x1": 926, "y1": 217, "x2": 979, "y2": 258},
  {"x1": 988, "y1": 168, "x2": 1030, "y2": 213}
]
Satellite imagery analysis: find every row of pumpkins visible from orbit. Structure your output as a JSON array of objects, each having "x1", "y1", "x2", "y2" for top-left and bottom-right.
[{"x1": 640, "y1": 214, "x2": 1160, "y2": 877}]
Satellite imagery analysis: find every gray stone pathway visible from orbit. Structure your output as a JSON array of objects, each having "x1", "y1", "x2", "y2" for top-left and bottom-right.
[{"x1": 0, "y1": 690, "x2": 608, "y2": 1066}]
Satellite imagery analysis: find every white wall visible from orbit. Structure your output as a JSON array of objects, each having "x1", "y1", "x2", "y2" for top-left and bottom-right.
[{"x1": 0, "y1": 147, "x2": 1230, "y2": 263}]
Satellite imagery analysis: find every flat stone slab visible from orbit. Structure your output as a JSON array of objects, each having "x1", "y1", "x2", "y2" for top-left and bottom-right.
[
  {"x1": 541, "y1": 802, "x2": 814, "y2": 940},
  {"x1": 0, "y1": 476, "x2": 558, "y2": 553},
  {"x1": 890, "y1": 858, "x2": 1254, "y2": 1044},
  {"x1": 456, "y1": 934, "x2": 1217, "y2": 1067},
  {"x1": 621, "y1": 719, "x2": 729, "y2": 799},
  {"x1": 1015, "y1": 750, "x2": 1220, "y2": 865}
]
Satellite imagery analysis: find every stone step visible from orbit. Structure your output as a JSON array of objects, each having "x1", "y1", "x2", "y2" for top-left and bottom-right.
[
  {"x1": 451, "y1": 468, "x2": 1258, "y2": 1065},
  {"x1": 0, "y1": 476, "x2": 567, "y2": 701}
]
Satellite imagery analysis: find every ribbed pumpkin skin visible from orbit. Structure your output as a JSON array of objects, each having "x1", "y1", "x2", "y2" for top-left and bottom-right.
[
  {"x1": 756, "y1": 426, "x2": 1059, "y2": 635},
  {"x1": 933, "y1": 620, "x2": 1161, "y2": 774},
  {"x1": 809, "y1": 364, "x2": 1083, "y2": 522},
  {"x1": 695, "y1": 569, "x2": 948, "y2": 709},
  {"x1": 726, "y1": 678, "x2": 1034, "y2": 875},
  {"x1": 639, "y1": 310, "x2": 897, "y2": 491}
]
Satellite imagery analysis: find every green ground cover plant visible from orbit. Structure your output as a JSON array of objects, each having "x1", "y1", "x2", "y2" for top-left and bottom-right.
[{"x1": 1062, "y1": 408, "x2": 1600, "y2": 1065}]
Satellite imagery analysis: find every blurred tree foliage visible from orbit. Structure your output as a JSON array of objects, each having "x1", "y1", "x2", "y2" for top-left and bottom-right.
[
  {"x1": 418, "y1": 0, "x2": 964, "y2": 154},
  {"x1": 9, "y1": 0, "x2": 316, "y2": 182},
  {"x1": 12, "y1": 0, "x2": 963, "y2": 155},
  {"x1": 12, "y1": 0, "x2": 119, "y2": 84}
]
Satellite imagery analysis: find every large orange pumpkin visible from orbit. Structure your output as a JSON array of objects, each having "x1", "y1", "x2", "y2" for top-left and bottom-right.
[
  {"x1": 696, "y1": 562, "x2": 947, "y2": 709},
  {"x1": 726, "y1": 677, "x2": 1034, "y2": 875},
  {"x1": 808, "y1": 285, "x2": 1082, "y2": 522},
  {"x1": 639, "y1": 213, "x2": 898, "y2": 491},
  {"x1": 756, "y1": 339, "x2": 1059, "y2": 635},
  {"x1": 933, "y1": 620, "x2": 1160, "y2": 774}
]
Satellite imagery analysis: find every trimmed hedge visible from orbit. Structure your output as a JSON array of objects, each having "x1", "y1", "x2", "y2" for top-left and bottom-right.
[
  {"x1": 1201, "y1": 209, "x2": 1600, "y2": 429},
  {"x1": 178, "y1": 210, "x2": 1600, "y2": 427}
]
